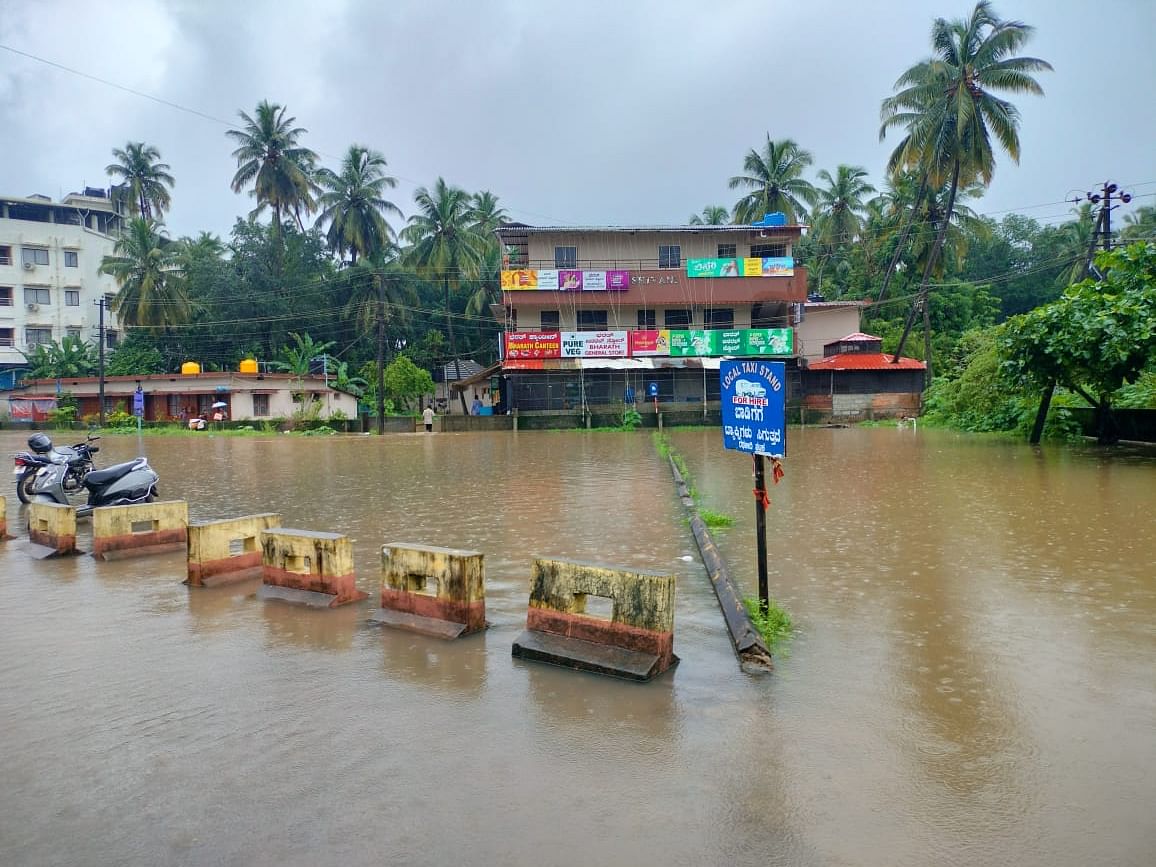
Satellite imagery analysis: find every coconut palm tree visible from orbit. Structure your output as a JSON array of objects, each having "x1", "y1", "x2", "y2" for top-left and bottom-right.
[
  {"x1": 105, "y1": 142, "x2": 174, "y2": 220},
  {"x1": 469, "y1": 191, "x2": 508, "y2": 235},
  {"x1": 688, "y1": 205, "x2": 731, "y2": 226},
  {"x1": 314, "y1": 145, "x2": 402, "y2": 264},
  {"x1": 226, "y1": 100, "x2": 320, "y2": 240},
  {"x1": 812, "y1": 166, "x2": 876, "y2": 246},
  {"x1": 728, "y1": 136, "x2": 816, "y2": 224},
  {"x1": 99, "y1": 218, "x2": 195, "y2": 330},
  {"x1": 879, "y1": 0, "x2": 1051, "y2": 371},
  {"x1": 1121, "y1": 206, "x2": 1156, "y2": 242},
  {"x1": 402, "y1": 178, "x2": 487, "y2": 413}
]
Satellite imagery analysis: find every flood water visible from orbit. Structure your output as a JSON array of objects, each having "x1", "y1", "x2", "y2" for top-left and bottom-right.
[{"x1": 1, "y1": 427, "x2": 1153, "y2": 866}]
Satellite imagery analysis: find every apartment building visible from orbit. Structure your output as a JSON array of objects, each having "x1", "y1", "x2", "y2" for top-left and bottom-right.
[
  {"x1": 0, "y1": 188, "x2": 123, "y2": 371},
  {"x1": 494, "y1": 218, "x2": 808, "y2": 412}
]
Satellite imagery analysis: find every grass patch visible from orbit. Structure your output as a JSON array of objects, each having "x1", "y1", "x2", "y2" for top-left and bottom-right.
[
  {"x1": 743, "y1": 596, "x2": 793, "y2": 649},
  {"x1": 699, "y1": 509, "x2": 734, "y2": 528}
]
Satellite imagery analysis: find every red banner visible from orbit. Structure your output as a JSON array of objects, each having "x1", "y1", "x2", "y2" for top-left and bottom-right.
[
  {"x1": 629, "y1": 330, "x2": 667, "y2": 356},
  {"x1": 503, "y1": 331, "x2": 561, "y2": 359}
]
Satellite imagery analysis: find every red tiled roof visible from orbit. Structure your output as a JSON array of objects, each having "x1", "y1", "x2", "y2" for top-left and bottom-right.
[{"x1": 807, "y1": 353, "x2": 926, "y2": 371}]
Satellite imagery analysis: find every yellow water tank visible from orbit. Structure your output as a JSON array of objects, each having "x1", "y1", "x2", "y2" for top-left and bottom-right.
[
  {"x1": 181, "y1": 361, "x2": 201, "y2": 376},
  {"x1": 239, "y1": 358, "x2": 259, "y2": 374}
]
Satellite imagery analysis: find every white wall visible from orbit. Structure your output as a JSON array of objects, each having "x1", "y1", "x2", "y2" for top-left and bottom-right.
[{"x1": 0, "y1": 213, "x2": 120, "y2": 366}]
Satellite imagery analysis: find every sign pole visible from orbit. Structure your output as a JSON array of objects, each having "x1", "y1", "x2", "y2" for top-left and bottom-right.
[{"x1": 753, "y1": 454, "x2": 769, "y2": 611}]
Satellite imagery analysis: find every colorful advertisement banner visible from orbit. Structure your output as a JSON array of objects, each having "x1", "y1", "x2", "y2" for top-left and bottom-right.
[
  {"x1": 628, "y1": 330, "x2": 669, "y2": 357},
  {"x1": 667, "y1": 328, "x2": 793, "y2": 357},
  {"x1": 685, "y1": 257, "x2": 794, "y2": 277},
  {"x1": 503, "y1": 331, "x2": 561, "y2": 359},
  {"x1": 501, "y1": 269, "x2": 538, "y2": 290},
  {"x1": 500, "y1": 269, "x2": 631, "y2": 291},
  {"x1": 560, "y1": 331, "x2": 630, "y2": 358}
]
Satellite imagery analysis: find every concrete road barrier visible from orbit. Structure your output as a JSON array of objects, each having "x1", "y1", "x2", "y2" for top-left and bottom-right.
[
  {"x1": 26, "y1": 501, "x2": 79, "y2": 557},
  {"x1": 512, "y1": 557, "x2": 679, "y2": 681},
  {"x1": 370, "y1": 543, "x2": 486, "y2": 639},
  {"x1": 186, "y1": 514, "x2": 282, "y2": 586},
  {"x1": 92, "y1": 501, "x2": 189, "y2": 561},
  {"x1": 257, "y1": 528, "x2": 368, "y2": 608}
]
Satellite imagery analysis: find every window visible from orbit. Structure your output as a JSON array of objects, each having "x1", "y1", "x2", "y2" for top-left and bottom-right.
[
  {"x1": 658, "y1": 245, "x2": 681, "y2": 269},
  {"x1": 25, "y1": 327, "x2": 53, "y2": 346},
  {"x1": 22, "y1": 247, "x2": 49, "y2": 266},
  {"x1": 0, "y1": 246, "x2": 11, "y2": 265},
  {"x1": 64, "y1": 250, "x2": 79, "y2": 268},
  {"x1": 105, "y1": 330, "x2": 119, "y2": 348},
  {"x1": 717, "y1": 243, "x2": 736, "y2": 258},
  {"x1": 554, "y1": 246, "x2": 577, "y2": 268},
  {"x1": 65, "y1": 327, "x2": 82, "y2": 340},
  {"x1": 0, "y1": 286, "x2": 12, "y2": 306},
  {"x1": 540, "y1": 310, "x2": 560, "y2": 329},
  {"x1": 637, "y1": 308, "x2": 656, "y2": 329},
  {"x1": 704, "y1": 307, "x2": 735, "y2": 329},
  {"x1": 24, "y1": 287, "x2": 51, "y2": 305},
  {"x1": 751, "y1": 243, "x2": 787, "y2": 258},
  {"x1": 65, "y1": 289, "x2": 80, "y2": 306},
  {"x1": 576, "y1": 310, "x2": 608, "y2": 331},
  {"x1": 0, "y1": 328, "x2": 14, "y2": 347},
  {"x1": 253, "y1": 394, "x2": 270, "y2": 416},
  {"x1": 664, "y1": 308, "x2": 692, "y2": 328}
]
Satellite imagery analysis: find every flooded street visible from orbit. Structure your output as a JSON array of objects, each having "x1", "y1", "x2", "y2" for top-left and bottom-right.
[{"x1": 1, "y1": 427, "x2": 1154, "y2": 866}]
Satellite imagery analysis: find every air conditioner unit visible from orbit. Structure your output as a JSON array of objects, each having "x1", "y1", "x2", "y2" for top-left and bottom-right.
[
  {"x1": 23, "y1": 262, "x2": 35, "y2": 271},
  {"x1": 26, "y1": 303, "x2": 39, "y2": 312}
]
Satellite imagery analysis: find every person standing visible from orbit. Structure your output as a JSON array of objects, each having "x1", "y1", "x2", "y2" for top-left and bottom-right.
[{"x1": 422, "y1": 403, "x2": 435, "y2": 433}]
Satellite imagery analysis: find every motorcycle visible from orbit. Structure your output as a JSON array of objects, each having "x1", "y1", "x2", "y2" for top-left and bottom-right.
[
  {"x1": 30, "y1": 454, "x2": 158, "y2": 519},
  {"x1": 13, "y1": 433, "x2": 100, "y2": 505}
]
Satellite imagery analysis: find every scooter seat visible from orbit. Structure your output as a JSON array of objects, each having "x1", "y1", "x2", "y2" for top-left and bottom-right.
[{"x1": 85, "y1": 461, "x2": 140, "y2": 486}]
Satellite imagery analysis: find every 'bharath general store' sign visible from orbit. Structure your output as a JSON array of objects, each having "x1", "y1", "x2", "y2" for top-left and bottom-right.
[{"x1": 503, "y1": 328, "x2": 793, "y2": 359}]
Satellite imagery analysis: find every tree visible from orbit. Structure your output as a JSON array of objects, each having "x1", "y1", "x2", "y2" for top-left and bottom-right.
[
  {"x1": 20, "y1": 336, "x2": 97, "y2": 379},
  {"x1": 227, "y1": 100, "x2": 320, "y2": 240},
  {"x1": 470, "y1": 191, "x2": 508, "y2": 235},
  {"x1": 880, "y1": 1, "x2": 1051, "y2": 372},
  {"x1": 1000, "y1": 243, "x2": 1156, "y2": 444},
  {"x1": 275, "y1": 331, "x2": 335, "y2": 377},
  {"x1": 106, "y1": 142, "x2": 174, "y2": 220},
  {"x1": 688, "y1": 205, "x2": 731, "y2": 225},
  {"x1": 99, "y1": 218, "x2": 195, "y2": 329},
  {"x1": 1121, "y1": 206, "x2": 1156, "y2": 242},
  {"x1": 401, "y1": 178, "x2": 487, "y2": 413},
  {"x1": 106, "y1": 332, "x2": 166, "y2": 376},
  {"x1": 383, "y1": 355, "x2": 434, "y2": 414},
  {"x1": 812, "y1": 165, "x2": 876, "y2": 246},
  {"x1": 728, "y1": 136, "x2": 816, "y2": 224},
  {"x1": 314, "y1": 144, "x2": 402, "y2": 263}
]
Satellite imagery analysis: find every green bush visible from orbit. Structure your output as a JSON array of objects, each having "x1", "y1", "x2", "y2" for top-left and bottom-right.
[{"x1": 743, "y1": 596, "x2": 793, "y2": 649}]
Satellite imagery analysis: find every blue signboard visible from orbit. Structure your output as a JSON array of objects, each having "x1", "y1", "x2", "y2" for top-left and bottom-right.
[
  {"x1": 647, "y1": 381, "x2": 659, "y2": 398},
  {"x1": 720, "y1": 360, "x2": 785, "y2": 456},
  {"x1": 132, "y1": 388, "x2": 145, "y2": 418}
]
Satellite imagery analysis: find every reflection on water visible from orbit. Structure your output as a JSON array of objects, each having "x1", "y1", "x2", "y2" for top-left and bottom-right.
[{"x1": 1, "y1": 428, "x2": 1154, "y2": 866}]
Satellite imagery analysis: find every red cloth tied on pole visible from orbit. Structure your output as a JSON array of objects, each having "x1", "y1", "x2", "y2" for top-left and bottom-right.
[
  {"x1": 753, "y1": 487, "x2": 771, "y2": 510},
  {"x1": 771, "y1": 457, "x2": 784, "y2": 485}
]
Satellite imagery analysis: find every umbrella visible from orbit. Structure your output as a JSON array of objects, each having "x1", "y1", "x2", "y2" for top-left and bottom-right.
[{"x1": 211, "y1": 401, "x2": 228, "y2": 408}]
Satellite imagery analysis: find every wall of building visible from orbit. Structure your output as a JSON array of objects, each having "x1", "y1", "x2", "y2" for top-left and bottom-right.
[
  {"x1": 796, "y1": 305, "x2": 861, "y2": 363},
  {"x1": 522, "y1": 304, "x2": 759, "y2": 331},
  {"x1": 521, "y1": 230, "x2": 798, "y2": 269},
  {"x1": 0, "y1": 198, "x2": 121, "y2": 368}
]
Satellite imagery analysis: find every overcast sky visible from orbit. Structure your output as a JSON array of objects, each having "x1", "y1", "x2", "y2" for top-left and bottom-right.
[{"x1": 1, "y1": 0, "x2": 1153, "y2": 239}]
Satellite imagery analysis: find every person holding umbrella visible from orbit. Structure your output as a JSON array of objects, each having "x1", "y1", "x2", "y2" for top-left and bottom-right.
[{"x1": 211, "y1": 401, "x2": 228, "y2": 423}]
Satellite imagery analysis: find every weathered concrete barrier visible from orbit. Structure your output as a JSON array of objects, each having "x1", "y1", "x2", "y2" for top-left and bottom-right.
[
  {"x1": 512, "y1": 557, "x2": 678, "y2": 681},
  {"x1": 0, "y1": 494, "x2": 8, "y2": 540},
  {"x1": 186, "y1": 513, "x2": 282, "y2": 586},
  {"x1": 92, "y1": 500, "x2": 189, "y2": 561},
  {"x1": 26, "y1": 501, "x2": 79, "y2": 558},
  {"x1": 257, "y1": 529, "x2": 368, "y2": 608},
  {"x1": 370, "y1": 543, "x2": 486, "y2": 638}
]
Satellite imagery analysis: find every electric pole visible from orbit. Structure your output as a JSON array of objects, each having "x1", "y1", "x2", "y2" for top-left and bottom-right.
[
  {"x1": 97, "y1": 295, "x2": 107, "y2": 427},
  {"x1": 1086, "y1": 181, "x2": 1133, "y2": 252}
]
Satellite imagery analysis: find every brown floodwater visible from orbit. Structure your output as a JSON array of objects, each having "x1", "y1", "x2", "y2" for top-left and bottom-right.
[{"x1": 1, "y1": 427, "x2": 1153, "y2": 866}]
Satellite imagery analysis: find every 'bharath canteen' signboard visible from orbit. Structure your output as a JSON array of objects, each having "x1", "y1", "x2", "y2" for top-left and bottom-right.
[
  {"x1": 720, "y1": 359, "x2": 785, "y2": 457},
  {"x1": 504, "y1": 328, "x2": 793, "y2": 360}
]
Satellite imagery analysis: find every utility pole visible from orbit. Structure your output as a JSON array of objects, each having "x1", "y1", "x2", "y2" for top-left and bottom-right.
[
  {"x1": 97, "y1": 295, "x2": 107, "y2": 427},
  {"x1": 375, "y1": 272, "x2": 386, "y2": 436},
  {"x1": 1087, "y1": 181, "x2": 1132, "y2": 252}
]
